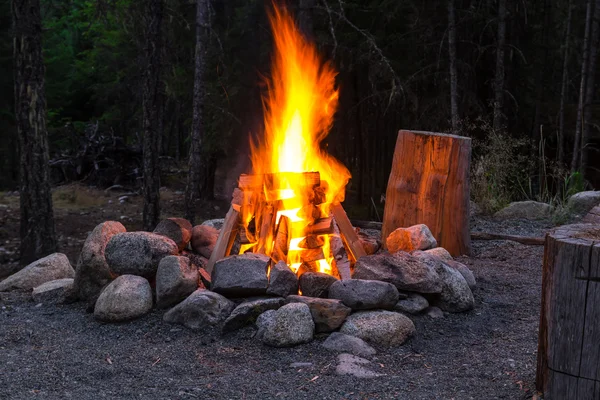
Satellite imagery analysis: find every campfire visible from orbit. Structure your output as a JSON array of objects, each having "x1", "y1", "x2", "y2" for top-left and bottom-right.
[{"x1": 206, "y1": 5, "x2": 365, "y2": 279}]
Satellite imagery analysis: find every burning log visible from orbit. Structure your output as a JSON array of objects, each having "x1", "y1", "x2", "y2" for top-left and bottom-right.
[
  {"x1": 272, "y1": 215, "x2": 291, "y2": 263},
  {"x1": 331, "y1": 203, "x2": 367, "y2": 262},
  {"x1": 306, "y1": 217, "x2": 334, "y2": 235},
  {"x1": 298, "y1": 235, "x2": 325, "y2": 249},
  {"x1": 255, "y1": 201, "x2": 279, "y2": 255},
  {"x1": 299, "y1": 248, "x2": 325, "y2": 263},
  {"x1": 382, "y1": 130, "x2": 472, "y2": 256}
]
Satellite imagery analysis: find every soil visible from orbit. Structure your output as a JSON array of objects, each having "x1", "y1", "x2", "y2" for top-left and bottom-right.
[{"x1": 0, "y1": 187, "x2": 550, "y2": 399}]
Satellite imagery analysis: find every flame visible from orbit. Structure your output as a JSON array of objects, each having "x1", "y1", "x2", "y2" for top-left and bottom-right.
[{"x1": 247, "y1": 3, "x2": 350, "y2": 275}]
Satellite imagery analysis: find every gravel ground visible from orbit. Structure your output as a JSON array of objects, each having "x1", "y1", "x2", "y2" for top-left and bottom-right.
[{"x1": 0, "y1": 193, "x2": 548, "y2": 399}]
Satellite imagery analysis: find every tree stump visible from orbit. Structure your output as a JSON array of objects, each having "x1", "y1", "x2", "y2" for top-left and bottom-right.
[
  {"x1": 537, "y1": 224, "x2": 600, "y2": 399},
  {"x1": 381, "y1": 130, "x2": 471, "y2": 256}
]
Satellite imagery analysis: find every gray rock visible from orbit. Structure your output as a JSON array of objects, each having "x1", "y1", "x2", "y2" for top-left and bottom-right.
[
  {"x1": 222, "y1": 297, "x2": 285, "y2": 333},
  {"x1": 201, "y1": 218, "x2": 224, "y2": 230},
  {"x1": 567, "y1": 191, "x2": 600, "y2": 216},
  {"x1": 340, "y1": 310, "x2": 415, "y2": 346},
  {"x1": 426, "y1": 306, "x2": 444, "y2": 319},
  {"x1": 266, "y1": 261, "x2": 298, "y2": 297},
  {"x1": 336, "y1": 353, "x2": 383, "y2": 378},
  {"x1": 0, "y1": 253, "x2": 75, "y2": 292},
  {"x1": 394, "y1": 293, "x2": 429, "y2": 315},
  {"x1": 353, "y1": 251, "x2": 442, "y2": 294},
  {"x1": 431, "y1": 259, "x2": 474, "y2": 312},
  {"x1": 286, "y1": 295, "x2": 351, "y2": 333},
  {"x1": 211, "y1": 253, "x2": 269, "y2": 297},
  {"x1": 191, "y1": 225, "x2": 219, "y2": 259},
  {"x1": 358, "y1": 230, "x2": 381, "y2": 255},
  {"x1": 421, "y1": 247, "x2": 453, "y2": 262},
  {"x1": 153, "y1": 218, "x2": 192, "y2": 252},
  {"x1": 156, "y1": 256, "x2": 199, "y2": 308},
  {"x1": 94, "y1": 275, "x2": 153, "y2": 322},
  {"x1": 445, "y1": 260, "x2": 476, "y2": 290},
  {"x1": 32, "y1": 278, "x2": 74, "y2": 304},
  {"x1": 322, "y1": 332, "x2": 377, "y2": 357},
  {"x1": 328, "y1": 279, "x2": 399, "y2": 310},
  {"x1": 73, "y1": 221, "x2": 126, "y2": 301},
  {"x1": 255, "y1": 303, "x2": 315, "y2": 347},
  {"x1": 298, "y1": 272, "x2": 338, "y2": 298},
  {"x1": 494, "y1": 201, "x2": 553, "y2": 220},
  {"x1": 386, "y1": 224, "x2": 437, "y2": 253},
  {"x1": 163, "y1": 289, "x2": 234, "y2": 330}
]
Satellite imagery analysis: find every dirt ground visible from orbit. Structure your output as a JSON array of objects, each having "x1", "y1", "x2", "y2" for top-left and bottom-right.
[{"x1": 0, "y1": 185, "x2": 550, "y2": 399}]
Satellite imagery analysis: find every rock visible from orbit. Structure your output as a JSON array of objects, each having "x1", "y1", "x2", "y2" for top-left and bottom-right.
[
  {"x1": 286, "y1": 295, "x2": 351, "y2": 333},
  {"x1": 426, "y1": 306, "x2": 444, "y2": 319},
  {"x1": 340, "y1": 310, "x2": 415, "y2": 346},
  {"x1": 153, "y1": 218, "x2": 192, "y2": 252},
  {"x1": 358, "y1": 230, "x2": 381, "y2": 255},
  {"x1": 421, "y1": 247, "x2": 453, "y2": 262},
  {"x1": 289, "y1": 362, "x2": 313, "y2": 368},
  {"x1": 32, "y1": 278, "x2": 74, "y2": 304},
  {"x1": 494, "y1": 201, "x2": 553, "y2": 220},
  {"x1": 567, "y1": 191, "x2": 600, "y2": 216},
  {"x1": 163, "y1": 289, "x2": 235, "y2": 330},
  {"x1": 255, "y1": 303, "x2": 315, "y2": 347},
  {"x1": 94, "y1": 275, "x2": 153, "y2": 322},
  {"x1": 201, "y1": 218, "x2": 224, "y2": 230},
  {"x1": 105, "y1": 232, "x2": 179, "y2": 278},
  {"x1": 386, "y1": 224, "x2": 437, "y2": 253},
  {"x1": 190, "y1": 225, "x2": 219, "y2": 259},
  {"x1": 335, "y1": 353, "x2": 383, "y2": 378},
  {"x1": 445, "y1": 260, "x2": 476, "y2": 290},
  {"x1": 0, "y1": 253, "x2": 75, "y2": 292},
  {"x1": 298, "y1": 272, "x2": 338, "y2": 298},
  {"x1": 222, "y1": 297, "x2": 285, "y2": 333},
  {"x1": 431, "y1": 259, "x2": 474, "y2": 312},
  {"x1": 353, "y1": 251, "x2": 442, "y2": 294},
  {"x1": 180, "y1": 250, "x2": 208, "y2": 270},
  {"x1": 155, "y1": 256, "x2": 199, "y2": 308},
  {"x1": 328, "y1": 279, "x2": 399, "y2": 310},
  {"x1": 266, "y1": 261, "x2": 298, "y2": 297},
  {"x1": 73, "y1": 221, "x2": 126, "y2": 301},
  {"x1": 211, "y1": 253, "x2": 269, "y2": 297},
  {"x1": 322, "y1": 332, "x2": 377, "y2": 357},
  {"x1": 394, "y1": 293, "x2": 429, "y2": 315}
]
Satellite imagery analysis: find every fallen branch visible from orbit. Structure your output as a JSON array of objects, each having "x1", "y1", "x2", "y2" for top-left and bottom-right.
[{"x1": 470, "y1": 232, "x2": 545, "y2": 246}]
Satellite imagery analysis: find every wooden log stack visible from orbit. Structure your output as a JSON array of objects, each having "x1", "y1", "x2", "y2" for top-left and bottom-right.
[{"x1": 537, "y1": 224, "x2": 600, "y2": 399}]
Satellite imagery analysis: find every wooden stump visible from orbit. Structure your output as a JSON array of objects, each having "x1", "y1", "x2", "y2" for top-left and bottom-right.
[
  {"x1": 537, "y1": 224, "x2": 600, "y2": 399},
  {"x1": 381, "y1": 130, "x2": 471, "y2": 256}
]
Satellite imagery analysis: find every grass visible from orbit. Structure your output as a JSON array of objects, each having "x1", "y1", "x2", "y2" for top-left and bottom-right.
[{"x1": 52, "y1": 184, "x2": 107, "y2": 210}]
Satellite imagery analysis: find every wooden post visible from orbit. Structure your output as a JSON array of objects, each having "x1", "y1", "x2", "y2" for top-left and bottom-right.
[
  {"x1": 537, "y1": 224, "x2": 600, "y2": 399},
  {"x1": 381, "y1": 130, "x2": 471, "y2": 256}
]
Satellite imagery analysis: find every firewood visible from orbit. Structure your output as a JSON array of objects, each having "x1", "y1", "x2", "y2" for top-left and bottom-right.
[
  {"x1": 331, "y1": 203, "x2": 367, "y2": 262},
  {"x1": 297, "y1": 204, "x2": 323, "y2": 221},
  {"x1": 272, "y1": 215, "x2": 291, "y2": 263},
  {"x1": 470, "y1": 232, "x2": 545, "y2": 245},
  {"x1": 238, "y1": 171, "x2": 320, "y2": 191},
  {"x1": 255, "y1": 201, "x2": 279, "y2": 255},
  {"x1": 306, "y1": 217, "x2": 334, "y2": 235},
  {"x1": 239, "y1": 225, "x2": 256, "y2": 244},
  {"x1": 299, "y1": 248, "x2": 325, "y2": 263},
  {"x1": 331, "y1": 220, "x2": 351, "y2": 280},
  {"x1": 298, "y1": 235, "x2": 325, "y2": 249},
  {"x1": 206, "y1": 205, "x2": 240, "y2": 274}
]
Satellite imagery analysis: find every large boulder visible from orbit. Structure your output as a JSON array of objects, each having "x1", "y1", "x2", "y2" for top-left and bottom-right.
[
  {"x1": 394, "y1": 293, "x2": 429, "y2": 315},
  {"x1": 445, "y1": 260, "x2": 476, "y2": 290},
  {"x1": 256, "y1": 303, "x2": 315, "y2": 347},
  {"x1": 0, "y1": 253, "x2": 74, "y2": 292},
  {"x1": 222, "y1": 297, "x2": 285, "y2": 333},
  {"x1": 322, "y1": 332, "x2": 376, "y2": 357},
  {"x1": 105, "y1": 232, "x2": 178, "y2": 278},
  {"x1": 340, "y1": 310, "x2": 415, "y2": 346},
  {"x1": 266, "y1": 261, "x2": 298, "y2": 297},
  {"x1": 432, "y1": 261, "x2": 474, "y2": 312},
  {"x1": 286, "y1": 295, "x2": 351, "y2": 333},
  {"x1": 353, "y1": 251, "x2": 442, "y2": 293},
  {"x1": 420, "y1": 247, "x2": 453, "y2": 262},
  {"x1": 73, "y1": 221, "x2": 126, "y2": 301},
  {"x1": 567, "y1": 191, "x2": 600, "y2": 216},
  {"x1": 94, "y1": 275, "x2": 153, "y2": 322},
  {"x1": 155, "y1": 256, "x2": 199, "y2": 309},
  {"x1": 494, "y1": 201, "x2": 553, "y2": 220},
  {"x1": 211, "y1": 253, "x2": 269, "y2": 297},
  {"x1": 328, "y1": 279, "x2": 399, "y2": 310},
  {"x1": 298, "y1": 272, "x2": 338, "y2": 298},
  {"x1": 153, "y1": 218, "x2": 192, "y2": 252},
  {"x1": 163, "y1": 289, "x2": 234, "y2": 330},
  {"x1": 32, "y1": 278, "x2": 74, "y2": 304},
  {"x1": 190, "y1": 225, "x2": 219, "y2": 259},
  {"x1": 386, "y1": 224, "x2": 437, "y2": 253}
]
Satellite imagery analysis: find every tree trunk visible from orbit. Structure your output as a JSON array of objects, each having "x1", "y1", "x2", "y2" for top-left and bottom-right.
[
  {"x1": 571, "y1": 0, "x2": 594, "y2": 172},
  {"x1": 12, "y1": 0, "x2": 57, "y2": 265},
  {"x1": 381, "y1": 130, "x2": 472, "y2": 256},
  {"x1": 537, "y1": 224, "x2": 600, "y2": 399},
  {"x1": 493, "y1": 0, "x2": 506, "y2": 131},
  {"x1": 558, "y1": 0, "x2": 573, "y2": 165},
  {"x1": 184, "y1": 0, "x2": 209, "y2": 224},
  {"x1": 580, "y1": 0, "x2": 600, "y2": 178},
  {"x1": 448, "y1": 0, "x2": 460, "y2": 133},
  {"x1": 142, "y1": 0, "x2": 163, "y2": 231}
]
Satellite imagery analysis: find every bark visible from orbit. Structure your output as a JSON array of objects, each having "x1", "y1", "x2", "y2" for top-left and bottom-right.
[
  {"x1": 571, "y1": 0, "x2": 594, "y2": 172},
  {"x1": 448, "y1": 0, "x2": 460, "y2": 133},
  {"x1": 580, "y1": 0, "x2": 600, "y2": 177},
  {"x1": 142, "y1": 0, "x2": 163, "y2": 231},
  {"x1": 184, "y1": 0, "x2": 209, "y2": 224},
  {"x1": 558, "y1": 0, "x2": 573, "y2": 165},
  {"x1": 12, "y1": 0, "x2": 57, "y2": 265},
  {"x1": 493, "y1": 0, "x2": 507, "y2": 131}
]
